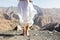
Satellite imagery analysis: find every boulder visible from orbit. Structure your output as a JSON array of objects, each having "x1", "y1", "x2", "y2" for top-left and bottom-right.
[{"x1": 30, "y1": 25, "x2": 40, "y2": 30}]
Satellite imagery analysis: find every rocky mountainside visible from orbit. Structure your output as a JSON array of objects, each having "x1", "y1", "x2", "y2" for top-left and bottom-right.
[
  {"x1": 0, "y1": 8, "x2": 19, "y2": 32},
  {"x1": 0, "y1": 6, "x2": 60, "y2": 31},
  {"x1": 33, "y1": 6, "x2": 60, "y2": 27}
]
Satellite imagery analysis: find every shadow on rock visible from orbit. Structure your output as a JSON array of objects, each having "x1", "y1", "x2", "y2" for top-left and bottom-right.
[
  {"x1": 42, "y1": 23, "x2": 58, "y2": 31},
  {"x1": 13, "y1": 14, "x2": 19, "y2": 19},
  {"x1": 3, "y1": 14, "x2": 11, "y2": 20},
  {"x1": 33, "y1": 5, "x2": 43, "y2": 27},
  {"x1": 55, "y1": 24, "x2": 60, "y2": 32},
  {"x1": 0, "y1": 34, "x2": 14, "y2": 38}
]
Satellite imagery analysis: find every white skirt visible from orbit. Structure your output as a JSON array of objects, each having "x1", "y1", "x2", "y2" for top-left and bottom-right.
[{"x1": 18, "y1": 1, "x2": 37, "y2": 27}]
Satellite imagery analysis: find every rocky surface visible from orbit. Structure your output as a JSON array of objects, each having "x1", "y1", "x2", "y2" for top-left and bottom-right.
[
  {"x1": 0, "y1": 12, "x2": 19, "y2": 32},
  {"x1": 0, "y1": 30, "x2": 60, "y2": 40},
  {"x1": 0, "y1": 6, "x2": 60, "y2": 27},
  {"x1": 0, "y1": 6, "x2": 60, "y2": 40}
]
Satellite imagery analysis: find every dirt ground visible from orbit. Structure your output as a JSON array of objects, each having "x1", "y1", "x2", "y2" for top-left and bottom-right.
[{"x1": 0, "y1": 30, "x2": 60, "y2": 40}]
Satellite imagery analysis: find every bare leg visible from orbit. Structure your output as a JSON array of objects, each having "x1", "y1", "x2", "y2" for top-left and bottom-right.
[{"x1": 23, "y1": 24, "x2": 29, "y2": 36}]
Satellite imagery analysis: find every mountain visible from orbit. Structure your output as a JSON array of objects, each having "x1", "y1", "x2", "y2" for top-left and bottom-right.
[
  {"x1": 34, "y1": 5, "x2": 60, "y2": 27},
  {"x1": 0, "y1": 5, "x2": 60, "y2": 31}
]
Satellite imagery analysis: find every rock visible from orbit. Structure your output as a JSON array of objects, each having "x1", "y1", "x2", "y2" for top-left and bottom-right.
[
  {"x1": 54, "y1": 31, "x2": 57, "y2": 33},
  {"x1": 54, "y1": 24, "x2": 60, "y2": 32},
  {"x1": 0, "y1": 6, "x2": 60, "y2": 33},
  {"x1": 13, "y1": 25, "x2": 22, "y2": 31},
  {"x1": 33, "y1": 34, "x2": 38, "y2": 36},
  {"x1": 0, "y1": 13, "x2": 19, "y2": 32},
  {"x1": 48, "y1": 31, "x2": 53, "y2": 34},
  {"x1": 42, "y1": 23, "x2": 58, "y2": 31},
  {"x1": 48, "y1": 31, "x2": 54, "y2": 36},
  {"x1": 30, "y1": 25, "x2": 40, "y2": 30}
]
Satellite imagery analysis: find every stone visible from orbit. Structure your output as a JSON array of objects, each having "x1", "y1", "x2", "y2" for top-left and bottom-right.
[
  {"x1": 16, "y1": 25, "x2": 22, "y2": 31},
  {"x1": 31, "y1": 25, "x2": 40, "y2": 30}
]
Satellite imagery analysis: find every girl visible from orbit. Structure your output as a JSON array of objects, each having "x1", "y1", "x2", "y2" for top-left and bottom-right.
[{"x1": 18, "y1": 0, "x2": 37, "y2": 36}]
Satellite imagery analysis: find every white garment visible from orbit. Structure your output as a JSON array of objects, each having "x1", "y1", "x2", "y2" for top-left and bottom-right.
[{"x1": 18, "y1": 1, "x2": 37, "y2": 27}]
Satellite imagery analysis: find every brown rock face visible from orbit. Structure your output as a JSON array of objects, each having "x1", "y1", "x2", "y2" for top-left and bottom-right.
[
  {"x1": 33, "y1": 6, "x2": 60, "y2": 27},
  {"x1": 0, "y1": 7, "x2": 60, "y2": 32},
  {"x1": 0, "y1": 12, "x2": 19, "y2": 32}
]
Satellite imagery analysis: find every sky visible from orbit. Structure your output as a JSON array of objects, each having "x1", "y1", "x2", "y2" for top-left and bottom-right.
[{"x1": 0, "y1": 0, "x2": 60, "y2": 8}]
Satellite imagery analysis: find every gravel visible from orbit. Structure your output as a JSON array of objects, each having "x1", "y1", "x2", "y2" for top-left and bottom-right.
[{"x1": 0, "y1": 30, "x2": 60, "y2": 40}]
